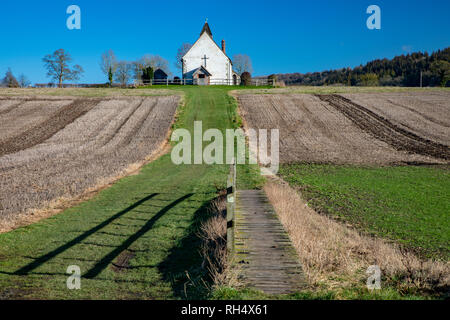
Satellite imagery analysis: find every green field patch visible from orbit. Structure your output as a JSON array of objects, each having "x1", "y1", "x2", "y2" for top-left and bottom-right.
[{"x1": 279, "y1": 164, "x2": 450, "y2": 260}]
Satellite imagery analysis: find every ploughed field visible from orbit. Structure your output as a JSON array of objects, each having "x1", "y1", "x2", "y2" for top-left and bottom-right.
[
  {"x1": 0, "y1": 96, "x2": 179, "y2": 228},
  {"x1": 238, "y1": 92, "x2": 450, "y2": 164}
]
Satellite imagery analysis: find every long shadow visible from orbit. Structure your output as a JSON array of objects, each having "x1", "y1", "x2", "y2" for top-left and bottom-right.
[
  {"x1": 14, "y1": 193, "x2": 159, "y2": 275},
  {"x1": 158, "y1": 195, "x2": 218, "y2": 299},
  {"x1": 83, "y1": 193, "x2": 194, "y2": 279}
]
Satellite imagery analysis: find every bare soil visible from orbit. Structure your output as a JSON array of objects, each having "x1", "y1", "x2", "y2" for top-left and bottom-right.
[
  {"x1": 111, "y1": 250, "x2": 136, "y2": 273},
  {"x1": 0, "y1": 98, "x2": 97, "y2": 156},
  {"x1": 238, "y1": 94, "x2": 444, "y2": 165},
  {"x1": 0, "y1": 99, "x2": 74, "y2": 141},
  {"x1": 341, "y1": 92, "x2": 450, "y2": 146},
  {"x1": 0, "y1": 96, "x2": 179, "y2": 228},
  {"x1": 317, "y1": 94, "x2": 450, "y2": 160}
]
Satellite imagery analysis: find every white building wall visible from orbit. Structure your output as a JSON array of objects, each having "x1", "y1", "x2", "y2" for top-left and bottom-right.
[{"x1": 183, "y1": 33, "x2": 233, "y2": 84}]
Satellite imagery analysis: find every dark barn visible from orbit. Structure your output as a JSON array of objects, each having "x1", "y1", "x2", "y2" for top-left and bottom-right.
[{"x1": 154, "y1": 69, "x2": 168, "y2": 80}]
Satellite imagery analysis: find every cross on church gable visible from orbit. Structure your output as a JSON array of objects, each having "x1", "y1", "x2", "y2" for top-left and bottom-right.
[{"x1": 201, "y1": 54, "x2": 209, "y2": 67}]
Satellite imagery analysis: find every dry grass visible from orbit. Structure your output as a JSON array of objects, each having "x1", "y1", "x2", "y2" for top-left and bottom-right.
[
  {"x1": 198, "y1": 194, "x2": 241, "y2": 289},
  {"x1": 264, "y1": 178, "x2": 450, "y2": 295},
  {"x1": 198, "y1": 196, "x2": 228, "y2": 287}
]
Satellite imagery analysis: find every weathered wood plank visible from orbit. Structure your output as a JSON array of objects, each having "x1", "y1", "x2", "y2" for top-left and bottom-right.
[{"x1": 234, "y1": 189, "x2": 306, "y2": 295}]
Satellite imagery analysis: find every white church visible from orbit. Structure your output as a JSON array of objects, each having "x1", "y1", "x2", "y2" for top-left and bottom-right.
[{"x1": 182, "y1": 21, "x2": 240, "y2": 85}]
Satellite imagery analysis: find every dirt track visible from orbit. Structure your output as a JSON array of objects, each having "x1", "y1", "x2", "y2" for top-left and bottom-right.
[
  {"x1": 0, "y1": 96, "x2": 179, "y2": 227},
  {"x1": 238, "y1": 93, "x2": 447, "y2": 165},
  {"x1": 317, "y1": 94, "x2": 450, "y2": 161}
]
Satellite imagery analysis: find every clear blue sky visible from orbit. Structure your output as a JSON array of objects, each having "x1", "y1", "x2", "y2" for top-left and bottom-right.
[{"x1": 0, "y1": 0, "x2": 449, "y2": 84}]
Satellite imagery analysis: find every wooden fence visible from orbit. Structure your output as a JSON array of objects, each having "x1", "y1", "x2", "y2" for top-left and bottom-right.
[
  {"x1": 33, "y1": 78, "x2": 275, "y2": 88},
  {"x1": 139, "y1": 78, "x2": 275, "y2": 86},
  {"x1": 226, "y1": 157, "x2": 237, "y2": 251}
]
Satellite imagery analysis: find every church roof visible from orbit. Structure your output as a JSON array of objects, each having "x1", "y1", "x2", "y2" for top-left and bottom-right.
[
  {"x1": 200, "y1": 21, "x2": 212, "y2": 37},
  {"x1": 194, "y1": 66, "x2": 212, "y2": 76},
  {"x1": 154, "y1": 68, "x2": 167, "y2": 76},
  {"x1": 182, "y1": 21, "x2": 232, "y2": 64},
  {"x1": 154, "y1": 68, "x2": 168, "y2": 79},
  {"x1": 184, "y1": 66, "x2": 212, "y2": 78}
]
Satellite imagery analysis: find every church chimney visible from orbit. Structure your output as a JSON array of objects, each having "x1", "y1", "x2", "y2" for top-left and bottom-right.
[{"x1": 221, "y1": 40, "x2": 226, "y2": 54}]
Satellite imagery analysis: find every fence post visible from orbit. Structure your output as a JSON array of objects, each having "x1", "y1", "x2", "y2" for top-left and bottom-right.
[{"x1": 226, "y1": 157, "x2": 236, "y2": 251}]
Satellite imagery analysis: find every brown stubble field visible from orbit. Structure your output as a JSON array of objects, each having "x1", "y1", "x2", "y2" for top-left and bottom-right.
[
  {"x1": 0, "y1": 95, "x2": 179, "y2": 231},
  {"x1": 341, "y1": 92, "x2": 449, "y2": 146},
  {"x1": 238, "y1": 92, "x2": 450, "y2": 165}
]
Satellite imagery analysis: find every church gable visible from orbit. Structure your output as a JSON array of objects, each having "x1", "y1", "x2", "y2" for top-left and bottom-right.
[
  {"x1": 200, "y1": 21, "x2": 213, "y2": 38},
  {"x1": 182, "y1": 22, "x2": 233, "y2": 84},
  {"x1": 183, "y1": 33, "x2": 230, "y2": 66},
  {"x1": 183, "y1": 22, "x2": 230, "y2": 63}
]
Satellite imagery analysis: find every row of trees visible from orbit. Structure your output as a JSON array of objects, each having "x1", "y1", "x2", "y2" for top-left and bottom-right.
[
  {"x1": 30, "y1": 48, "x2": 172, "y2": 88},
  {"x1": 275, "y1": 47, "x2": 450, "y2": 87},
  {"x1": 100, "y1": 50, "x2": 171, "y2": 86},
  {"x1": 1, "y1": 68, "x2": 31, "y2": 88},
  {"x1": 3, "y1": 45, "x2": 253, "y2": 88}
]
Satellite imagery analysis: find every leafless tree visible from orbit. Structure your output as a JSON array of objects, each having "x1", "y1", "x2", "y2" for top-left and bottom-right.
[
  {"x1": 100, "y1": 50, "x2": 118, "y2": 85},
  {"x1": 42, "y1": 49, "x2": 83, "y2": 88},
  {"x1": 131, "y1": 55, "x2": 172, "y2": 82},
  {"x1": 131, "y1": 60, "x2": 146, "y2": 83},
  {"x1": 175, "y1": 43, "x2": 192, "y2": 71},
  {"x1": 142, "y1": 54, "x2": 171, "y2": 76},
  {"x1": 2, "y1": 68, "x2": 20, "y2": 88},
  {"x1": 18, "y1": 74, "x2": 31, "y2": 87},
  {"x1": 233, "y1": 54, "x2": 253, "y2": 75},
  {"x1": 114, "y1": 61, "x2": 132, "y2": 86}
]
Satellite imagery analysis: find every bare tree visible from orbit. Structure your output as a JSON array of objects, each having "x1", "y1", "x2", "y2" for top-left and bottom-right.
[
  {"x1": 138, "y1": 54, "x2": 152, "y2": 70},
  {"x1": 131, "y1": 60, "x2": 146, "y2": 83},
  {"x1": 131, "y1": 55, "x2": 172, "y2": 82},
  {"x1": 233, "y1": 54, "x2": 253, "y2": 75},
  {"x1": 100, "y1": 50, "x2": 117, "y2": 85},
  {"x1": 142, "y1": 54, "x2": 171, "y2": 76},
  {"x1": 114, "y1": 61, "x2": 132, "y2": 86},
  {"x1": 175, "y1": 43, "x2": 192, "y2": 71},
  {"x1": 42, "y1": 49, "x2": 83, "y2": 88},
  {"x1": 2, "y1": 68, "x2": 20, "y2": 88},
  {"x1": 18, "y1": 74, "x2": 31, "y2": 88}
]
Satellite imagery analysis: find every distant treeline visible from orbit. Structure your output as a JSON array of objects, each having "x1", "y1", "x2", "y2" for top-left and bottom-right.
[{"x1": 270, "y1": 47, "x2": 450, "y2": 87}]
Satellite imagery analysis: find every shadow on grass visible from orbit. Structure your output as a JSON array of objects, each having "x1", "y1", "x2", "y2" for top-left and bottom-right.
[
  {"x1": 158, "y1": 195, "x2": 218, "y2": 300},
  {"x1": 7, "y1": 192, "x2": 219, "y2": 299},
  {"x1": 83, "y1": 193, "x2": 194, "y2": 278},
  {"x1": 14, "y1": 193, "x2": 160, "y2": 275}
]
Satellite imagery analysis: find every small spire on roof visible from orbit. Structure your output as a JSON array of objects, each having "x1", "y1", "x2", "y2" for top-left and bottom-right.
[{"x1": 200, "y1": 20, "x2": 212, "y2": 38}]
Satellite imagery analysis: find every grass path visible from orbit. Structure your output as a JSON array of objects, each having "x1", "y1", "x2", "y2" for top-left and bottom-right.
[{"x1": 0, "y1": 86, "x2": 262, "y2": 299}]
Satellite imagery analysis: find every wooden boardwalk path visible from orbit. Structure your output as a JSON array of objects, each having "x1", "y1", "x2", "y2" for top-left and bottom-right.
[{"x1": 233, "y1": 190, "x2": 306, "y2": 295}]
